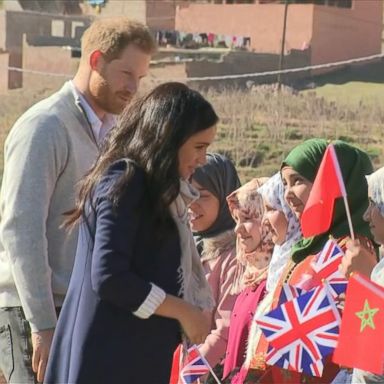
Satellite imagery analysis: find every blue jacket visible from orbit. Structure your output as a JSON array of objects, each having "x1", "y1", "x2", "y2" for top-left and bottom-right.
[{"x1": 45, "y1": 160, "x2": 182, "y2": 384}]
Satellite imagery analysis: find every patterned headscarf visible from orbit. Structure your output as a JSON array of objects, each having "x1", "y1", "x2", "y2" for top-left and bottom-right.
[
  {"x1": 257, "y1": 173, "x2": 302, "y2": 292},
  {"x1": 227, "y1": 178, "x2": 274, "y2": 293},
  {"x1": 367, "y1": 167, "x2": 384, "y2": 216}
]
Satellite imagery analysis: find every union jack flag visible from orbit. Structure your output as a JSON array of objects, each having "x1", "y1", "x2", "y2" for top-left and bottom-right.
[
  {"x1": 256, "y1": 285, "x2": 341, "y2": 377},
  {"x1": 296, "y1": 239, "x2": 348, "y2": 294},
  {"x1": 311, "y1": 238, "x2": 348, "y2": 297},
  {"x1": 265, "y1": 344, "x2": 326, "y2": 377},
  {"x1": 269, "y1": 284, "x2": 306, "y2": 369},
  {"x1": 278, "y1": 284, "x2": 304, "y2": 307},
  {"x1": 327, "y1": 278, "x2": 348, "y2": 299},
  {"x1": 180, "y1": 345, "x2": 210, "y2": 384}
]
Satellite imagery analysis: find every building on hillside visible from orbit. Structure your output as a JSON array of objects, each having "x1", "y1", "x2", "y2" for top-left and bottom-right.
[
  {"x1": 0, "y1": 0, "x2": 382, "y2": 91},
  {"x1": 175, "y1": 0, "x2": 383, "y2": 68},
  {"x1": 86, "y1": 0, "x2": 382, "y2": 74},
  {"x1": 0, "y1": 1, "x2": 92, "y2": 91}
]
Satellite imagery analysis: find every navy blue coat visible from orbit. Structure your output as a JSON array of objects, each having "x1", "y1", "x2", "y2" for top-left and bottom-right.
[{"x1": 45, "y1": 160, "x2": 182, "y2": 384}]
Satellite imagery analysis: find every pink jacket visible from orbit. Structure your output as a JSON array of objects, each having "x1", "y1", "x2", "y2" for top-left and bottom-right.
[{"x1": 198, "y1": 231, "x2": 238, "y2": 368}]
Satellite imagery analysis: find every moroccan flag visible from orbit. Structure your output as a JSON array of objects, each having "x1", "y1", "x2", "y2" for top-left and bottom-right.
[
  {"x1": 300, "y1": 144, "x2": 346, "y2": 237},
  {"x1": 333, "y1": 273, "x2": 384, "y2": 375}
]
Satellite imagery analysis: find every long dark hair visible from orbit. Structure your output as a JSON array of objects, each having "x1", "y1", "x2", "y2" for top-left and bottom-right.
[{"x1": 66, "y1": 82, "x2": 218, "y2": 230}]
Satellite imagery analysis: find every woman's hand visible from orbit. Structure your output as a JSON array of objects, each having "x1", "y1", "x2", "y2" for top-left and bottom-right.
[
  {"x1": 178, "y1": 305, "x2": 211, "y2": 345},
  {"x1": 339, "y1": 238, "x2": 377, "y2": 278},
  {"x1": 154, "y1": 294, "x2": 210, "y2": 344}
]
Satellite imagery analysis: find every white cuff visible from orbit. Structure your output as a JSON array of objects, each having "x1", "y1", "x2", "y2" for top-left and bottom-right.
[{"x1": 133, "y1": 283, "x2": 166, "y2": 319}]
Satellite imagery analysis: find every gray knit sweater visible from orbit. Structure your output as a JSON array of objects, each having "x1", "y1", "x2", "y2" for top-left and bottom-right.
[{"x1": 0, "y1": 82, "x2": 100, "y2": 331}]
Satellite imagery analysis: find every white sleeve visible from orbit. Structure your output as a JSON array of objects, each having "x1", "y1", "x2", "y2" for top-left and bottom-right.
[{"x1": 133, "y1": 283, "x2": 166, "y2": 319}]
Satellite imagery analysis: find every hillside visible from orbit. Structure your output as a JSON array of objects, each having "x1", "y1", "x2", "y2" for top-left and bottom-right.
[{"x1": 1, "y1": 75, "x2": 384, "y2": 184}]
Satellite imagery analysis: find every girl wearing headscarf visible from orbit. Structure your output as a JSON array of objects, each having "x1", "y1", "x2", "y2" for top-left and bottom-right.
[
  {"x1": 340, "y1": 167, "x2": 384, "y2": 383},
  {"x1": 258, "y1": 172, "x2": 302, "y2": 294},
  {"x1": 222, "y1": 178, "x2": 274, "y2": 383},
  {"x1": 245, "y1": 139, "x2": 377, "y2": 384},
  {"x1": 189, "y1": 153, "x2": 241, "y2": 370},
  {"x1": 236, "y1": 173, "x2": 302, "y2": 383}
]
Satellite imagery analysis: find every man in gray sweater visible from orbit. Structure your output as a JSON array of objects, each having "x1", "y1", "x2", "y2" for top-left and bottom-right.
[{"x1": 0, "y1": 17, "x2": 155, "y2": 383}]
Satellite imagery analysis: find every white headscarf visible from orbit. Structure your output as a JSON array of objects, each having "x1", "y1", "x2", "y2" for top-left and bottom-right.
[
  {"x1": 367, "y1": 167, "x2": 384, "y2": 216},
  {"x1": 257, "y1": 172, "x2": 302, "y2": 293},
  {"x1": 169, "y1": 179, "x2": 215, "y2": 311},
  {"x1": 367, "y1": 167, "x2": 384, "y2": 285}
]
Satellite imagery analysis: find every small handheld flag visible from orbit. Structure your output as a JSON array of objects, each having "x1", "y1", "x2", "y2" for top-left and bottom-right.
[
  {"x1": 256, "y1": 285, "x2": 341, "y2": 377},
  {"x1": 310, "y1": 238, "x2": 348, "y2": 297},
  {"x1": 180, "y1": 345, "x2": 221, "y2": 384},
  {"x1": 300, "y1": 144, "x2": 354, "y2": 239},
  {"x1": 333, "y1": 273, "x2": 384, "y2": 374}
]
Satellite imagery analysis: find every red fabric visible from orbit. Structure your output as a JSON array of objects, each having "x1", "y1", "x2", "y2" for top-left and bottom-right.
[
  {"x1": 258, "y1": 359, "x2": 339, "y2": 384},
  {"x1": 169, "y1": 344, "x2": 183, "y2": 384},
  {"x1": 300, "y1": 144, "x2": 345, "y2": 238},
  {"x1": 222, "y1": 281, "x2": 267, "y2": 380},
  {"x1": 333, "y1": 273, "x2": 384, "y2": 375},
  {"x1": 258, "y1": 366, "x2": 301, "y2": 383}
]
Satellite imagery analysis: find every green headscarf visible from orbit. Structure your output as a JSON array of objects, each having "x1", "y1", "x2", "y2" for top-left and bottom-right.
[{"x1": 282, "y1": 138, "x2": 374, "y2": 263}]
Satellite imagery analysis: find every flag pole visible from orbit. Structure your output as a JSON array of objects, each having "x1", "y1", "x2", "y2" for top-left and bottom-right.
[
  {"x1": 329, "y1": 144, "x2": 355, "y2": 240},
  {"x1": 196, "y1": 347, "x2": 222, "y2": 384},
  {"x1": 342, "y1": 195, "x2": 355, "y2": 240}
]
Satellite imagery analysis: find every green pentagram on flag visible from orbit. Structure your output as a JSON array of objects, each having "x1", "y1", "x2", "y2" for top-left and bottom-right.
[{"x1": 355, "y1": 299, "x2": 379, "y2": 332}]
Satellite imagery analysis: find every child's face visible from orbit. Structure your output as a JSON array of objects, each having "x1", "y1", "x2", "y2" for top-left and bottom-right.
[
  {"x1": 189, "y1": 180, "x2": 220, "y2": 232},
  {"x1": 281, "y1": 166, "x2": 313, "y2": 219},
  {"x1": 263, "y1": 201, "x2": 288, "y2": 246},
  {"x1": 233, "y1": 209, "x2": 262, "y2": 253},
  {"x1": 363, "y1": 195, "x2": 384, "y2": 245}
]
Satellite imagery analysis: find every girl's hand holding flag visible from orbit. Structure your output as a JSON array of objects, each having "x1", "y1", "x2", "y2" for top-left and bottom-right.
[
  {"x1": 170, "y1": 344, "x2": 222, "y2": 384},
  {"x1": 339, "y1": 238, "x2": 377, "y2": 279}
]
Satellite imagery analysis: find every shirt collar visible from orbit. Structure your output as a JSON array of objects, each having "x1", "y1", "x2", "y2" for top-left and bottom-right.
[{"x1": 69, "y1": 81, "x2": 116, "y2": 143}]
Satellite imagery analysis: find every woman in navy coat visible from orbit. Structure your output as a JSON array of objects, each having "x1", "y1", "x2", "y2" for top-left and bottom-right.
[{"x1": 45, "y1": 82, "x2": 218, "y2": 384}]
